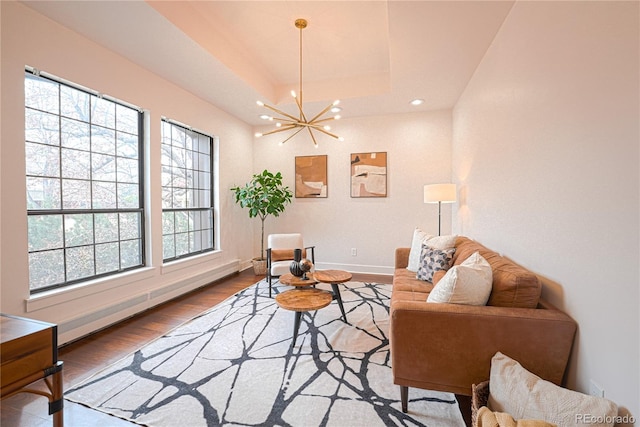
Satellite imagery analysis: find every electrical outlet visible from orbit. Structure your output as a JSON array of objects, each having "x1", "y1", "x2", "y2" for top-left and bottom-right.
[
  {"x1": 351, "y1": 248, "x2": 357, "y2": 256},
  {"x1": 589, "y1": 380, "x2": 604, "y2": 397}
]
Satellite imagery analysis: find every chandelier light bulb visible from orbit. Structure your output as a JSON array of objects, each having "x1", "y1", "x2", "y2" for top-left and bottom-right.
[
  {"x1": 338, "y1": 137, "x2": 345, "y2": 142},
  {"x1": 334, "y1": 115, "x2": 341, "y2": 120},
  {"x1": 276, "y1": 122, "x2": 282, "y2": 128},
  {"x1": 291, "y1": 90, "x2": 297, "y2": 98},
  {"x1": 324, "y1": 125, "x2": 331, "y2": 131},
  {"x1": 255, "y1": 132, "x2": 263, "y2": 137},
  {"x1": 256, "y1": 100, "x2": 264, "y2": 106}
]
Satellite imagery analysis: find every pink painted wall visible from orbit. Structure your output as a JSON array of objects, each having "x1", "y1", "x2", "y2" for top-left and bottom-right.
[{"x1": 453, "y1": 1, "x2": 639, "y2": 417}]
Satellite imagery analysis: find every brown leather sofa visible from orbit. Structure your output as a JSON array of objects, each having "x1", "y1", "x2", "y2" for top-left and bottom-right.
[{"x1": 390, "y1": 236, "x2": 577, "y2": 413}]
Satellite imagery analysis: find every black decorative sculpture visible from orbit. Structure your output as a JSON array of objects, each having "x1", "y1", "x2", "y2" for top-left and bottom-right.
[{"x1": 289, "y1": 248, "x2": 304, "y2": 277}]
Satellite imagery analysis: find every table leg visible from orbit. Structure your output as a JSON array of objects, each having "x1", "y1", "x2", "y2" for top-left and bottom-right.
[
  {"x1": 46, "y1": 361, "x2": 64, "y2": 427},
  {"x1": 52, "y1": 364, "x2": 64, "y2": 427},
  {"x1": 292, "y1": 311, "x2": 302, "y2": 347},
  {"x1": 331, "y1": 283, "x2": 347, "y2": 323}
]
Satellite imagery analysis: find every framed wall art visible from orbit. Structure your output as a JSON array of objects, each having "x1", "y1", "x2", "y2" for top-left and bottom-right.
[
  {"x1": 295, "y1": 155, "x2": 328, "y2": 198},
  {"x1": 350, "y1": 152, "x2": 387, "y2": 198}
]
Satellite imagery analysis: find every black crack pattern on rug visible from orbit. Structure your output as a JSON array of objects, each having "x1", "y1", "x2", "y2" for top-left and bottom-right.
[{"x1": 67, "y1": 281, "x2": 460, "y2": 427}]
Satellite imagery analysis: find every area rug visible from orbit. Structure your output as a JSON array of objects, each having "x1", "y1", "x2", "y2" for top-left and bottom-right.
[{"x1": 66, "y1": 280, "x2": 465, "y2": 426}]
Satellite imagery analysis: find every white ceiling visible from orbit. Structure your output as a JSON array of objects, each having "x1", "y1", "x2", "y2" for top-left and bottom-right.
[{"x1": 22, "y1": 0, "x2": 515, "y2": 126}]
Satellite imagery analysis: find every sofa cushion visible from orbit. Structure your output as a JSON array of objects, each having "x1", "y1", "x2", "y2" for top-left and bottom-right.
[
  {"x1": 393, "y1": 268, "x2": 434, "y2": 294},
  {"x1": 454, "y1": 237, "x2": 541, "y2": 308},
  {"x1": 488, "y1": 352, "x2": 618, "y2": 426},
  {"x1": 427, "y1": 252, "x2": 492, "y2": 305},
  {"x1": 416, "y1": 245, "x2": 455, "y2": 282},
  {"x1": 407, "y1": 228, "x2": 457, "y2": 272},
  {"x1": 432, "y1": 269, "x2": 447, "y2": 285}
]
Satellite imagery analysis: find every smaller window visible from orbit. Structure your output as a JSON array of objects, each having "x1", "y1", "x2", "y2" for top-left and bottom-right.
[{"x1": 161, "y1": 119, "x2": 215, "y2": 261}]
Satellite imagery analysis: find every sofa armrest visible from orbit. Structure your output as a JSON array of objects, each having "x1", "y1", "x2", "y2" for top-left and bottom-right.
[
  {"x1": 389, "y1": 300, "x2": 576, "y2": 396},
  {"x1": 395, "y1": 247, "x2": 410, "y2": 269}
]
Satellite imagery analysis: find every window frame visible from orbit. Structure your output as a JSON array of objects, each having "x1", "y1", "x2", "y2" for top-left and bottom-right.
[
  {"x1": 25, "y1": 68, "x2": 146, "y2": 294},
  {"x1": 160, "y1": 118, "x2": 216, "y2": 262}
]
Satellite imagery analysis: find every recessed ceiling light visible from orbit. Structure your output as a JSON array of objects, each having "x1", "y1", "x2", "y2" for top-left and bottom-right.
[
  {"x1": 410, "y1": 99, "x2": 425, "y2": 106},
  {"x1": 259, "y1": 114, "x2": 272, "y2": 120}
]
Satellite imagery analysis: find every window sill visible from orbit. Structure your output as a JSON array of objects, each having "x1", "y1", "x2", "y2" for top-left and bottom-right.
[
  {"x1": 161, "y1": 249, "x2": 223, "y2": 275},
  {"x1": 25, "y1": 251, "x2": 225, "y2": 313}
]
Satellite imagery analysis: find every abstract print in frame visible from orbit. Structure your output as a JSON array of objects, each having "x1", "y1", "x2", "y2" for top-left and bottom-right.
[
  {"x1": 295, "y1": 155, "x2": 328, "y2": 198},
  {"x1": 351, "y1": 152, "x2": 387, "y2": 197}
]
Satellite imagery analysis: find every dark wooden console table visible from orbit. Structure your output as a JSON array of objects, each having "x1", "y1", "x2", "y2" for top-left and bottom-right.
[{"x1": 0, "y1": 313, "x2": 63, "y2": 426}]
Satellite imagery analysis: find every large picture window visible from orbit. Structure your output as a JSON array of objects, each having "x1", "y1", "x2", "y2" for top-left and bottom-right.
[
  {"x1": 161, "y1": 120, "x2": 215, "y2": 261},
  {"x1": 25, "y1": 69, "x2": 145, "y2": 293}
]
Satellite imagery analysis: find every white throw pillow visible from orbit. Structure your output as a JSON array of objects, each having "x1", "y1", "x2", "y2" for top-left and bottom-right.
[
  {"x1": 488, "y1": 352, "x2": 618, "y2": 426},
  {"x1": 426, "y1": 251, "x2": 492, "y2": 305},
  {"x1": 407, "y1": 228, "x2": 457, "y2": 272}
]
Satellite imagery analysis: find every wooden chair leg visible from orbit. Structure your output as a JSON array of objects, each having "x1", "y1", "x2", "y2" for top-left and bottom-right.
[
  {"x1": 400, "y1": 385, "x2": 408, "y2": 413},
  {"x1": 456, "y1": 394, "x2": 472, "y2": 427}
]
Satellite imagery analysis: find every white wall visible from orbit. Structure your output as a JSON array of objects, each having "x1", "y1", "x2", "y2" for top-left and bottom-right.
[
  {"x1": 453, "y1": 1, "x2": 638, "y2": 417},
  {"x1": 251, "y1": 110, "x2": 453, "y2": 274},
  {"x1": 0, "y1": 2, "x2": 255, "y2": 344}
]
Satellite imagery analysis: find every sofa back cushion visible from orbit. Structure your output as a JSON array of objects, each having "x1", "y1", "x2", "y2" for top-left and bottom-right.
[{"x1": 453, "y1": 237, "x2": 541, "y2": 308}]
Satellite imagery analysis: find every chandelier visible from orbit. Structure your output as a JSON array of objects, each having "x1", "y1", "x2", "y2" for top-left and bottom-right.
[{"x1": 255, "y1": 18, "x2": 343, "y2": 147}]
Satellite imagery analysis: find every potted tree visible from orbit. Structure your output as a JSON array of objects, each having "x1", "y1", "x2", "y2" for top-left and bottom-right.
[{"x1": 231, "y1": 170, "x2": 293, "y2": 275}]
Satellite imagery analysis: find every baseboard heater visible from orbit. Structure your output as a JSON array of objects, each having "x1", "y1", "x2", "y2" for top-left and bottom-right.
[
  {"x1": 58, "y1": 260, "x2": 239, "y2": 343},
  {"x1": 58, "y1": 294, "x2": 148, "y2": 336}
]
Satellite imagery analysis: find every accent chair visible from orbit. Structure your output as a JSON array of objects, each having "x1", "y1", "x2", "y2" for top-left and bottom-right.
[{"x1": 265, "y1": 233, "x2": 315, "y2": 297}]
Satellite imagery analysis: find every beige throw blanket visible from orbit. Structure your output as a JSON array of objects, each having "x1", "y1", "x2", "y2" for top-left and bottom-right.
[{"x1": 477, "y1": 407, "x2": 557, "y2": 427}]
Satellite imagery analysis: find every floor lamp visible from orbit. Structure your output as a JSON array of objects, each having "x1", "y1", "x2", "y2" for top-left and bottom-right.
[{"x1": 423, "y1": 184, "x2": 457, "y2": 236}]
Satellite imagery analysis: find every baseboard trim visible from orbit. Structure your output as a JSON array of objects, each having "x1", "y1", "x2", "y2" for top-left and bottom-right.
[{"x1": 315, "y1": 262, "x2": 394, "y2": 276}]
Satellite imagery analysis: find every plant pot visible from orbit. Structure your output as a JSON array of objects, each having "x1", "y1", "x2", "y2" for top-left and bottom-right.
[{"x1": 252, "y1": 258, "x2": 267, "y2": 276}]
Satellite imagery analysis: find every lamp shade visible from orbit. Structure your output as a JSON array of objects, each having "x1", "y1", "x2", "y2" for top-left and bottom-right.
[{"x1": 424, "y1": 184, "x2": 457, "y2": 203}]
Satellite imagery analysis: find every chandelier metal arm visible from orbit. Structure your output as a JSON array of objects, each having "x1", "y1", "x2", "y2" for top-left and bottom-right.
[
  {"x1": 294, "y1": 95, "x2": 308, "y2": 123},
  {"x1": 308, "y1": 102, "x2": 337, "y2": 124},
  {"x1": 307, "y1": 124, "x2": 340, "y2": 140},
  {"x1": 272, "y1": 118, "x2": 299, "y2": 124},
  {"x1": 306, "y1": 127, "x2": 318, "y2": 146},
  {"x1": 261, "y1": 102, "x2": 300, "y2": 123},
  {"x1": 310, "y1": 116, "x2": 338, "y2": 124},
  {"x1": 261, "y1": 124, "x2": 298, "y2": 136},
  {"x1": 281, "y1": 127, "x2": 306, "y2": 144}
]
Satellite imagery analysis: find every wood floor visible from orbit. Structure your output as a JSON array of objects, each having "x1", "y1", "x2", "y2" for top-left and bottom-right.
[{"x1": 1, "y1": 270, "x2": 400, "y2": 427}]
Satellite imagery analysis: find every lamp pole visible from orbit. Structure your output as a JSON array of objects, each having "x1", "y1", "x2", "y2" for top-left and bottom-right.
[{"x1": 437, "y1": 201, "x2": 442, "y2": 236}]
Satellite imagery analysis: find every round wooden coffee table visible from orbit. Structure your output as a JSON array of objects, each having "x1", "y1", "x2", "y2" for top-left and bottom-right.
[
  {"x1": 279, "y1": 273, "x2": 318, "y2": 287},
  {"x1": 275, "y1": 288, "x2": 332, "y2": 347},
  {"x1": 313, "y1": 270, "x2": 352, "y2": 323},
  {"x1": 276, "y1": 270, "x2": 352, "y2": 346}
]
